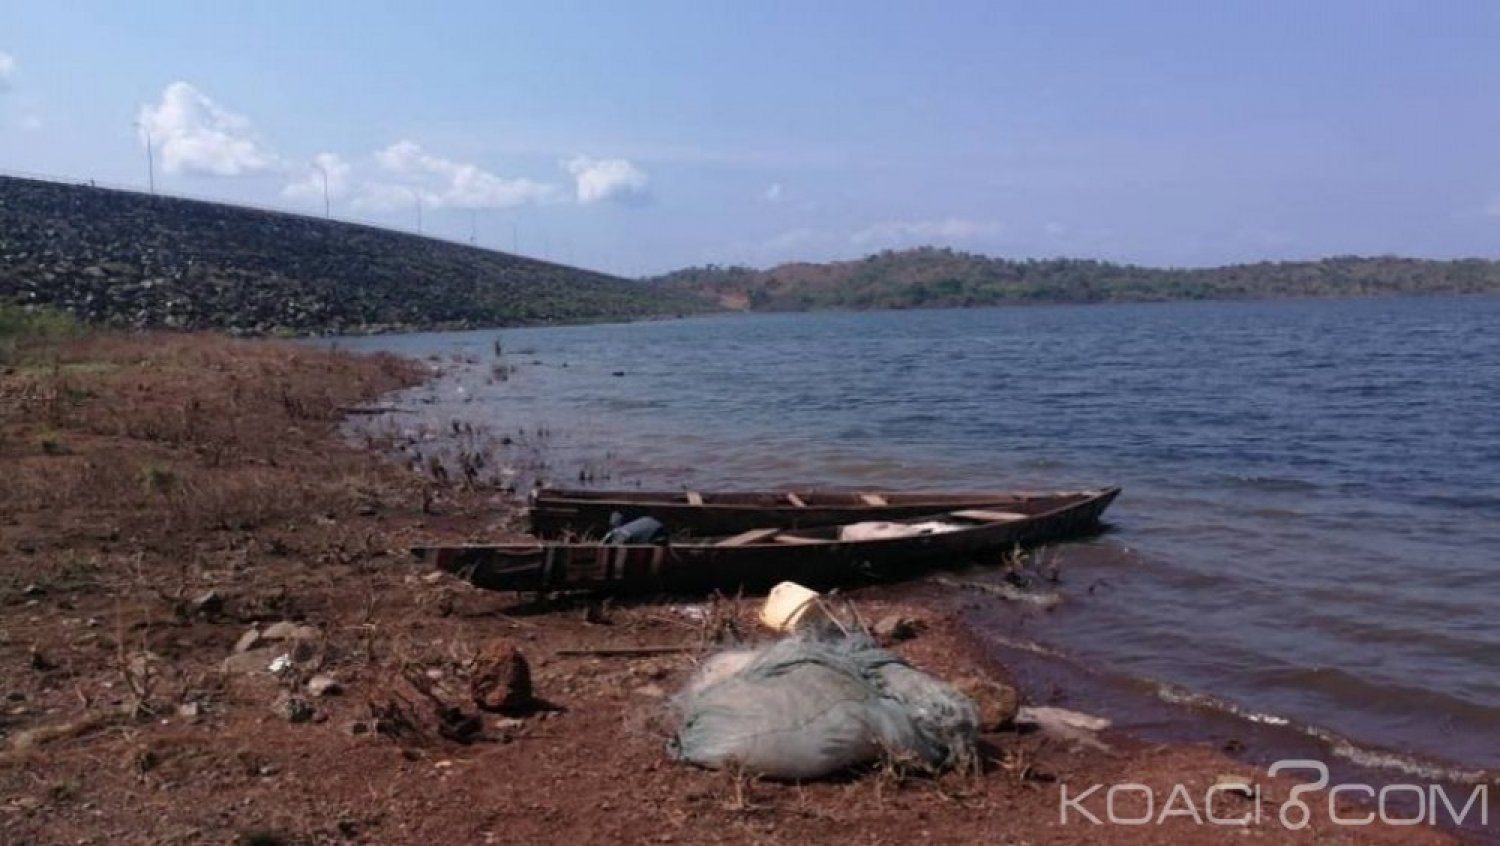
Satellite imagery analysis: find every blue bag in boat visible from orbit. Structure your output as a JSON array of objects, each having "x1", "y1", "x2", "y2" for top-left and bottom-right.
[{"x1": 601, "y1": 515, "x2": 666, "y2": 545}]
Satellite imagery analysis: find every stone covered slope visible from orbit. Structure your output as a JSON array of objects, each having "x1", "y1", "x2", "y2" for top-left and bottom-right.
[{"x1": 0, "y1": 175, "x2": 705, "y2": 333}]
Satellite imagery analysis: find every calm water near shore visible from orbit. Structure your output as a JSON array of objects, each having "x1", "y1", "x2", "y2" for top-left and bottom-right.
[{"x1": 340, "y1": 295, "x2": 1500, "y2": 777}]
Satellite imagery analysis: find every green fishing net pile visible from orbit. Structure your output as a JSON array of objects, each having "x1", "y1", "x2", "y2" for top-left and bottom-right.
[{"x1": 669, "y1": 633, "x2": 979, "y2": 780}]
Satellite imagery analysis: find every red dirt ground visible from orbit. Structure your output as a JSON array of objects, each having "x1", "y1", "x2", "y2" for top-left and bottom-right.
[{"x1": 0, "y1": 333, "x2": 1467, "y2": 845}]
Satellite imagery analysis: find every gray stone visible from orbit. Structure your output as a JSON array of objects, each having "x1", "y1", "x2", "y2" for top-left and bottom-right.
[
  {"x1": 262, "y1": 621, "x2": 319, "y2": 642},
  {"x1": 221, "y1": 647, "x2": 278, "y2": 674},
  {"x1": 271, "y1": 693, "x2": 314, "y2": 724},
  {"x1": 232, "y1": 628, "x2": 263, "y2": 654},
  {"x1": 306, "y1": 675, "x2": 342, "y2": 697},
  {"x1": 190, "y1": 590, "x2": 224, "y2": 616}
]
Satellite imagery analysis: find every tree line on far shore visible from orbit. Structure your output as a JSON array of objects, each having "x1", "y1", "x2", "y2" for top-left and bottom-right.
[{"x1": 649, "y1": 247, "x2": 1500, "y2": 311}]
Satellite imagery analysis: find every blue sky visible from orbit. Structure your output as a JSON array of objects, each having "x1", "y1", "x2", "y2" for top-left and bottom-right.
[{"x1": 2, "y1": 1, "x2": 1499, "y2": 276}]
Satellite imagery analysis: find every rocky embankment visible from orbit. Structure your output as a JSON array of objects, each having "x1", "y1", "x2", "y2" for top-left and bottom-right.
[{"x1": 0, "y1": 175, "x2": 707, "y2": 334}]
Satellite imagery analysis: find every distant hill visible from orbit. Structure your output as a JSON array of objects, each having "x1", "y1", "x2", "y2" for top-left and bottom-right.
[
  {"x1": 652, "y1": 247, "x2": 1500, "y2": 311},
  {"x1": 0, "y1": 175, "x2": 709, "y2": 334}
]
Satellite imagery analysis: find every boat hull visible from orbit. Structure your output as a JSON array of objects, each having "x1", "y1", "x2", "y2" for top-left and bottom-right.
[
  {"x1": 529, "y1": 488, "x2": 1103, "y2": 538},
  {"x1": 424, "y1": 487, "x2": 1120, "y2": 594}
]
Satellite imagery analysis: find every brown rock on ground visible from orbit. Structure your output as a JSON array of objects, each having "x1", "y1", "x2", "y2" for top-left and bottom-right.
[
  {"x1": 871, "y1": 612, "x2": 923, "y2": 643},
  {"x1": 470, "y1": 639, "x2": 534, "y2": 714},
  {"x1": 954, "y1": 675, "x2": 1020, "y2": 731}
]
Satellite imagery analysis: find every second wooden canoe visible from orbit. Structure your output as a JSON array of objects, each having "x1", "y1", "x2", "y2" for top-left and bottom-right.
[
  {"x1": 424, "y1": 486, "x2": 1120, "y2": 594},
  {"x1": 529, "y1": 486, "x2": 1116, "y2": 538}
]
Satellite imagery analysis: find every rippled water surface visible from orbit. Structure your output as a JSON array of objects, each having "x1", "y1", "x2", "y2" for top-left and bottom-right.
[{"x1": 341, "y1": 296, "x2": 1500, "y2": 771}]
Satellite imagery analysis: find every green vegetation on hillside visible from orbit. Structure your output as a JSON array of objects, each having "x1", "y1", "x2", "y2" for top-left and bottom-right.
[
  {"x1": 0, "y1": 176, "x2": 709, "y2": 334},
  {"x1": 0, "y1": 303, "x2": 79, "y2": 363},
  {"x1": 653, "y1": 247, "x2": 1500, "y2": 311}
]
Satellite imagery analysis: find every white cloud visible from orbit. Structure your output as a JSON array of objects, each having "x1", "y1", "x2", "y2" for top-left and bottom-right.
[
  {"x1": 850, "y1": 217, "x2": 1004, "y2": 246},
  {"x1": 763, "y1": 182, "x2": 784, "y2": 203},
  {"x1": 564, "y1": 155, "x2": 649, "y2": 205},
  {"x1": 283, "y1": 152, "x2": 352, "y2": 205},
  {"x1": 350, "y1": 181, "x2": 422, "y2": 213},
  {"x1": 1486, "y1": 196, "x2": 1500, "y2": 217},
  {"x1": 20, "y1": 114, "x2": 42, "y2": 132},
  {"x1": 0, "y1": 51, "x2": 15, "y2": 90},
  {"x1": 373, "y1": 140, "x2": 558, "y2": 208},
  {"x1": 137, "y1": 82, "x2": 277, "y2": 176}
]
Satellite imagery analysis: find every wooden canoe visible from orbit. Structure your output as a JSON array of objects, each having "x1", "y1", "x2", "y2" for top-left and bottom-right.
[
  {"x1": 420, "y1": 486, "x2": 1119, "y2": 594},
  {"x1": 529, "y1": 486, "x2": 1114, "y2": 538}
]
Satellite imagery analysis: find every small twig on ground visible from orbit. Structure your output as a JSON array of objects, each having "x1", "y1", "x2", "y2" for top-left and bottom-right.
[{"x1": 554, "y1": 645, "x2": 698, "y2": 658}]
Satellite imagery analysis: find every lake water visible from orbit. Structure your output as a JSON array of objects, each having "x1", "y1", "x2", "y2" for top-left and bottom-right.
[{"x1": 339, "y1": 296, "x2": 1500, "y2": 778}]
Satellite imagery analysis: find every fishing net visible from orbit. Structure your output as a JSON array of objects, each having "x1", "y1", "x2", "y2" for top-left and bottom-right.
[{"x1": 668, "y1": 633, "x2": 978, "y2": 780}]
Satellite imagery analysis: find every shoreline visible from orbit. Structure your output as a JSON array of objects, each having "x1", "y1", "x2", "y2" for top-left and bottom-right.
[{"x1": 0, "y1": 331, "x2": 1483, "y2": 843}]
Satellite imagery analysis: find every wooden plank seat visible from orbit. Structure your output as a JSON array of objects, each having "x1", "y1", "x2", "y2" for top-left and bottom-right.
[
  {"x1": 773, "y1": 534, "x2": 823, "y2": 545},
  {"x1": 950, "y1": 509, "x2": 1030, "y2": 523},
  {"x1": 715, "y1": 527, "x2": 781, "y2": 547}
]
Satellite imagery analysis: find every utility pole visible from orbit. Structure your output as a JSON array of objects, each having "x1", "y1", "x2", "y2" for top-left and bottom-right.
[
  {"x1": 133, "y1": 122, "x2": 155, "y2": 195},
  {"x1": 311, "y1": 160, "x2": 330, "y2": 218},
  {"x1": 410, "y1": 189, "x2": 423, "y2": 234},
  {"x1": 469, "y1": 209, "x2": 477, "y2": 245}
]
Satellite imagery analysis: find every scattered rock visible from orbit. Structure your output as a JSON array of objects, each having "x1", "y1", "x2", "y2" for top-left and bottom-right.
[
  {"x1": 261, "y1": 621, "x2": 319, "y2": 642},
  {"x1": 190, "y1": 590, "x2": 225, "y2": 617},
  {"x1": 954, "y1": 676, "x2": 1020, "y2": 731},
  {"x1": 289, "y1": 640, "x2": 318, "y2": 664},
  {"x1": 177, "y1": 701, "x2": 203, "y2": 719},
  {"x1": 871, "y1": 613, "x2": 922, "y2": 643},
  {"x1": 9, "y1": 716, "x2": 108, "y2": 751},
  {"x1": 271, "y1": 693, "x2": 314, "y2": 724},
  {"x1": 1216, "y1": 773, "x2": 1256, "y2": 798},
  {"x1": 1018, "y1": 706, "x2": 1110, "y2": 733},
  {"x1": 344, "y1": 720, "x2": 371, "y2": 736},
  {"x1": 633, "y1": 683, "x2": 665, "y2": 699},
  {"x1": 20, "y1": 583, "x2": 44, "y2": 597},
  {"x1": 435, "y1": 706, "x2": 483, "y2": 744},
  {"x1": 470, "y1": 639, "x2": 533, "y2": 714},
  {"x1": 1016, "y1": 706, "x2": 1112, "y2": 751},
  {"x1": 233, "y1": 628, "x2": 264, "y2": 654},
  {"x1": 221, "y1": 647, "x2": 279, "y2": 674},
  {"x1": 306, "y1": 675, "x2": 342, "y2": 697}
]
